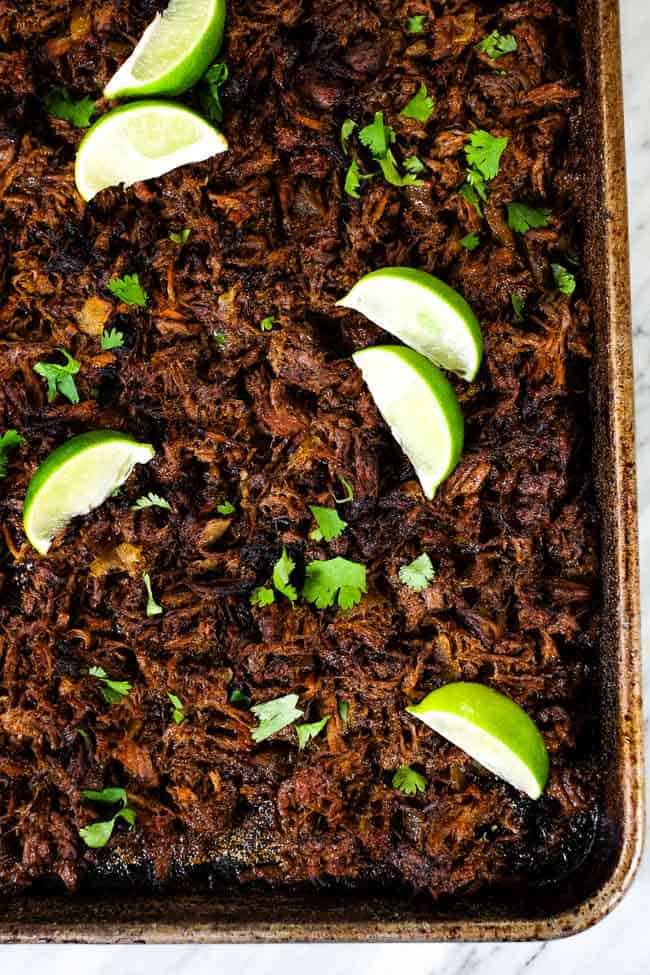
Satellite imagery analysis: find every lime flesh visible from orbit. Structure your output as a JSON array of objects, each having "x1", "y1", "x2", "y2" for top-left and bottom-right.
[
  {"x1": 407, "y1": 682, "x2": 549, "y2": 799},
  {"x1": 75, "y1": 101, "x2": 227, "y2": 201},
  {"x1": 23, "y1": 431, "x2": 155, "y2": 554},
  {"x1": 104, "y1": 0, "x2": 227, "y2": 99},
  {"x1": 338, "y1": 267, "x2": 483, "y2": 382},
  {"x1": 352, "y1": 345, "x2": 464, "y2": 499}
]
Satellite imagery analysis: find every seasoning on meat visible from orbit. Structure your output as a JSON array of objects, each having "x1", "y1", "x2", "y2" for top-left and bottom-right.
[{"x1": 0, "y1": 0, "x2": 600, "y2": 898}]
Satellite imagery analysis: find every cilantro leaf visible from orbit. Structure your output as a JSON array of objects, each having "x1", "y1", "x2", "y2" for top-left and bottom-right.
[
  {"x1": 552, "y1": 263, "x2": 577, "y2": 296},
  {"x1": 460, "y1": 232, "x2": 480, "y2": 251},
  {"x1": 338, "y1": 699, "x2": 349, "y2": 722},
  {"x1": 45, "y1": 87, "x2": 96, "y2": 128},
  {"x1": 341, "y1": 118, "x2": 357, "y2": 154},
  {"x1": 0, "y1": 429, "x2": 23, "y2": 479},
  {"x1": 392, "y1": 765, "x2": 427, "y2": 795},
  {"x1": 511, "y1": 293, "x2": 525, "y2": 321},
  {"x1": 309, "y1": 504, "x2": 348, "y2": 542},
  {"x1": 168, "y1": 691, "x2": 184, "y2": 725},
  {"x1": 378, "y1": 150, "x2": 422, "y2": 188},
  {"x1": 295, "y1": 715, "x2": 330, "y2": 750},
  {"x1": 212, "y1": 331, "x2": 226, "y2": 346},
  {"x1": 169, "y1": 228, "x2": 191, "y2": 245},
  {"x1": 132, "y1": 492, "x2": 172, "y2": 511},
  {"x1": 465, "y1": 130, "x2": 508, "y2": 181},
  {"x1": 344, "y1": 159, "x2": 362, "y2": 199},
  {"x1": 272, "y1": 547, "x2": 298, "y2": 604},
  {"x1": 79, "y1": 788, "x2": 135, "y2": 849},
  {"x1": 101, "y1": 328, "x2": 124, "y2": 350},
  {"x1": 33, "y1": 348, "x2": 80, "y2": 405},
  {"x1": 403, "y1": 155, "x2": 425, "y2": 175},
  {"x1": 250, "y1": 585, "x2": 275, "y2": 607},
  {"x1": 81, "y1": 787, "x2": 128, "y2": 807},
  {"x1": 107, "y1": 273, "x2": 148, "y2": 307},
  {"x1": 230, "y1": 688, "x2": 251, "y2": 707},
  {"x1": 251, "y1": 693, "x2": 304, "y2": 743},
  {"x1": 260, "y1": 315, "x2": 276, "y2": 331},
  {"x1": 507, "y1": 202, "x2": 551, "y2": 234},
  {"x1": 199, "y1": 61, "x2": 229, "y2": 124},
  {"x1": 400, "y1": 83, "x2": 435, "y2": 123},
  {"x1": 466, "y1": 167, "x2": 487, "y2": 200},
  {"x1": 217, "y1": 500, "x2": 235, "y2": 515},
  {"x1": 88, "y1": 666, "x2": 132, "y2": 705},
  {"x1": 476, "y1": 30, "x2": 518, "y2": 60},
  {"x1": 459, "y1": 182, "x2": 483, "y2": 217},
  {"x1": 143, "y1": 572, "x2": 163, "y2": 617},
  {"x1": 406, "y1": 15, "x2": 426, "y2": 33},
  {"x1": 333, "y1": 475, "x2": 354, "y2": 504},
  {"x1": 399, "y1": 553, "x2": 435, "y2": 592},
  {"x1": 359, "y1": 111, "x2": 395, "y2": 159},
  {"x1": 303, "y1": 556, "x2": 367, "y2": 610}
]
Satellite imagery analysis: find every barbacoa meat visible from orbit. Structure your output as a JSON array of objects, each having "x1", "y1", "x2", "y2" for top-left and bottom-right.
[{"x1": 0, "y1": 0, "x2": 600, "y2": 899}]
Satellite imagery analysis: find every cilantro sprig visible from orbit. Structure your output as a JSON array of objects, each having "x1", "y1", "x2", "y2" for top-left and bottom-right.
[
  {"x1": 507, "y1": 202, "x2": 551, "y2": 234},
  {"x1": 200, "y1": 62, "x2": 228, "y2": 124},
  {"x1": 460, "y1": 232, "x2": 480, "y2": 251},
  {"x1": 303, "y1": 556, "x2": 367, "y2": 610},
  {"x1": 475, "y1": 31, "x2": 518, "y2": 60},
  {"x1": 101, "y1": 327, "x2": 124, "y2": 350},
  {"x1": 399, "y1": 553, "x2": 435, "y2": 592},
  {"x1": 250, "y1": 693, "x2": 304, "y2": 743},
  {"x1": 465, "y1": 130, "x2": 508, "y2": 181},
  {"x1": 552, "y1": 264, "x2": 577, "y2": 296},
  {"x1": 168, "y1": 692, "x2": 185, "y2": 725},
  {"x1": 33, "y1": 348, "x2": 80, "y2": 405},
  {"x1": 45, "y1": 87, "x2": 96, "y2": 128},
  {"x1": 79, "y1": 787, "x2": 135, "y2": 849},
  {"x1": 392, "y1": 765, "x2": 427, "y2": 795},
  {"x1": 132, "y1": 492, "x2": 171, "y2": 511},
  {"x1": 344, "y1": 111, "x2": 423, "y2": 198},
  {"x1": 89, "y1": 666, "x2": 132, "y2": 705},
  {"x1": 0, "y1": 430, "x2": 24, "y2": 479},
  {"x1": 400, "y1": 83, "x2": 435, "y2": 123},
  {"x1": 108, "y1": 274, "x2": 148, "y2": 307}
]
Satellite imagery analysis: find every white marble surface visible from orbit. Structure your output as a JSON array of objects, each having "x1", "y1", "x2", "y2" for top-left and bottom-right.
[{"x1": 4, "y1": 1, "x2": 649, "y2": 970}]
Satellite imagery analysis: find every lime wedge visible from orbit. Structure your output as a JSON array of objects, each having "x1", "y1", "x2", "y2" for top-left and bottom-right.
[
  {"x1": 104, "y1": 0, "x2": 226, "y2": 99},
  {"x1": 23, "y1": 431, "x2": 155, "y2": 554},
  {"x1": 352, "y1": 345, "x2": 463, "y2": 499},
  {"x1": 75, "y1": 101, "x2": 228, "y2": 202},
  {"x1": 407, "y1": 682, "x2": 549, "y2": 799},
  {"x1": 338, "y1": 267, "x2": 483, "y2": 382}
]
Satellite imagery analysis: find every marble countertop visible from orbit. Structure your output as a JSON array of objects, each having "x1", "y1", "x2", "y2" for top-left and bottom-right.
[{"x1": 4, "y1": 1, "x2": 649, "y2": 971}]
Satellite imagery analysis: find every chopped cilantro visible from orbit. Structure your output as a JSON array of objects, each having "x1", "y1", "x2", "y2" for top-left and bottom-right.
[
  {"x1": 333, "y1": 475, "x2": 354, "y2": 504},
  {"x1": 100, "y1": 327, "x2": 124, "y2": 350},
  {"x1": 359, "y1": 111, "x2": 395, "y2": 158},
  {"x1": 511, "y1": 293, "x2": 525, "y2": 321},
  {"x1": 230, "y1": 688, "x2": 251, "y2": 707},
  {"x1": 338, "y1": 699, "x2": 349, "y2": 722},
  {"x1": 217, "y1": 500, "x2": 235, "y2": 515},
  {"x1": 295, "y1": 715, "x2": 331, "y2": 750},
  {"x1": 88, "y1": 666, "x2": 132, "y2": 705},
  {"x1": 309, "y1": 504, "x2": 348, "y2": 542},
  {"x1": 250, "y1": 693, "x2": 303, "y2": 743},
  {"x1": 45, "y1": 87, "x2": 96, "y2": 128},
  {"x1": 378, "y1": 150, "x2": 422, "y2": 188},
  {"x1": 169, "y1": 228, "x2": 191, "y2": 245},
  {"x1": 303, "y1": 556, "x2": 367, "y2": 610},
  {"x1": 400, "y1": 83, "x2": 435, "y2": 123},
  {"x1": 465, "y1": 130, "x2": 508, "y2": 181},
  {"x1": 475, "y1": 30, "x2": 518, "y2": 60},
  {"x1": 250, "y1": 585, "x2": 275, "y2": 607},
  {"x1": 460, "y1": 232, "x2": 480, "y2": 251},
  {"x1": 212, "y1": 331, "x2": 227, "y2": 346},
  {"x1": 344, "y1": 159, "x2": 362, "y2": 199},
  {"x1": 406, "y1": 15, "x2": 426, "y2": 33},
  {"x1": 392, "y1": 765, "x2": 427, "y2": 795},
  {"x1": 168, "y1": 691, "x2": 184, "y2": 725},
  {"x1": 0, "y1": 429, "x2": 23, "y2": 479},
  {"x1": 399, "y1": 553, "x2": 435, "y2": 592},
  {"x1": 552, "y1": 263, "x2": 577, "y2": 296},
  {"x1": 341, "y1": 118, "x2": 357, "y2": 154},
  {"x1": 143, "y1": 572, "x2": 163, "y2": 617},
  {"x1": 107, "y1": 273, "x2": 148, "y2": 307},
  {"x1": 132, "y1": 492, "x2": 172, "y2": 511},
  {"x1": 466, "y1": 167, "x2": 487, "y2": 201},
  {"x1": 33, "y1": 349, "x2": 80, "y2": 405},
  {"x1": 459, "y1": 182, "x2": 483, "y2": 217},
  {"x1": 79, "y1": 787, "x2": 135, "y2": 849},
  {"x1": 507, "y1": 202, "x2": 551, "y2": 234},
  {"x1": 260, "y1": 315, "x2": 277, "y2": 331},
  {"x1": 272, "y1": 547, "x2": 298, "y2": 604},
  {"x1": 199, "y1": 61, "x2": 229, "y2": 124},
  {"x1": 404, "y1": 155, "x2": 425, "y2": 175}
]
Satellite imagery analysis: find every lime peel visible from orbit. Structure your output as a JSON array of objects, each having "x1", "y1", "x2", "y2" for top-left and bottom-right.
[{"x1": 407, "y1": 682, "x2": 549, "y2": 799}]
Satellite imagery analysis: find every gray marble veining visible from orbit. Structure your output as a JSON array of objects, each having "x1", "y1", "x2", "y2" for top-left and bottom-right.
[{"x1": 3, "y1": 1, "x2": 648, "y2": 970}]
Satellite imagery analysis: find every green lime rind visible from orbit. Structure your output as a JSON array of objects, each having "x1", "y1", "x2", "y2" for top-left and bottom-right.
[
  {"x1": 407, "y1": 681, "x2": 549, "y2": 799},
  {"x1": 74, "y1": 101, "x2": 228, "y2": 201},
  {"x1": 23, "y1": 430, "x2": 155, "y2": 555},
  {"x1": 353, "y1": 345, "x2": 464, "y2": 499},
  {"x1": 104, "y1": 0, "x2": 227, "y2": 99},
  {"x1": 338, "y1": 266, "x2": 483, "y2": 382}
]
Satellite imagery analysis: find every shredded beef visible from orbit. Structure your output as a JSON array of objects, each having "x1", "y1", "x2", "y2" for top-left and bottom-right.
[{"x1": 0, "y1": 0, "x2": 600, "y2": 899}]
